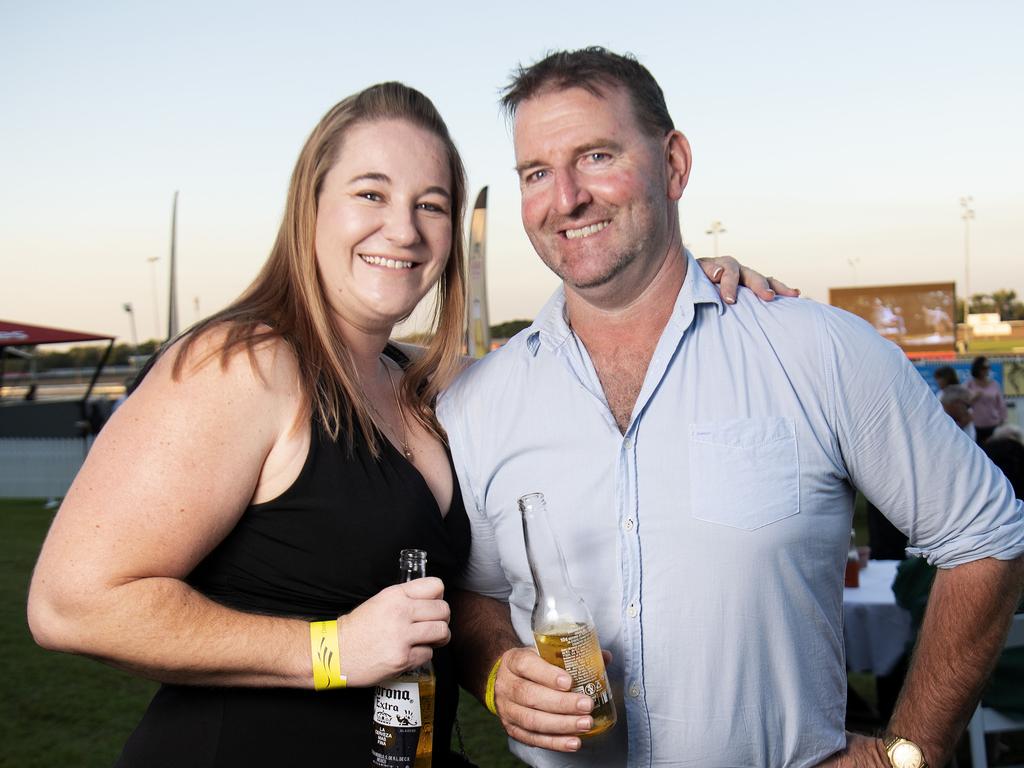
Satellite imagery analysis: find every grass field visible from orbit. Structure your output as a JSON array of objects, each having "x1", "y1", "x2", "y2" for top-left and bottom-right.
[
  {"x1": 0, "y1": 499, "x2": 522, "y2": 767},
  {"x1": 965, "y1": 338, "x2": 1024, "y2": 355}
]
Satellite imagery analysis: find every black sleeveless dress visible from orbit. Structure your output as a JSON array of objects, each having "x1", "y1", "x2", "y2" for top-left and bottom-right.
[{"x1": 116, "y1": 362, "x2": 471, "y2": 767}]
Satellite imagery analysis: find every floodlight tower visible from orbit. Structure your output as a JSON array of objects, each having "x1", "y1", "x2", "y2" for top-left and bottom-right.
[
  {"x1": 705, "y1": 220, "x2": 727, "y2": 259},
  {"x1": 960, "y1": 196, "x2": 974, "y2": 316},
  {"x1": 147, "y1": 256, "x2": 161, "y2": 339},
  {"x1": 123, "y1": 302, "x2": 139, "y2": 352}
]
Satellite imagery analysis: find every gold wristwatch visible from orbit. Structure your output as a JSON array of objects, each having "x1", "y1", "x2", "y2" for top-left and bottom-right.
[{"x1": 883, "y1": 735, "x2": 928, "y2": 768}]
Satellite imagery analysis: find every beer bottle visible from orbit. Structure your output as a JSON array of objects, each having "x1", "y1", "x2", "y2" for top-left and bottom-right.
[
  {"x1": 371, "y1": 549, "x2": 435, "y2": 768},
  {"x1": 844, "y1": 528, "x2": 860, "y2": 588},
  {"x1": 519, "y1": 493, "x2": 616, "y2": 737}
]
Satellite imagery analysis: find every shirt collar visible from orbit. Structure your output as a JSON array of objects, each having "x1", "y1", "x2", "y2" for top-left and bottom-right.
[
  {"x1": 680, "y1": 249, "x2": 726, "y2": 320},
  {"x1": 526, "y1": 286, "x2": 572, "y2": 356},
  {"x1": 525, "y1": 249, "x2": 724, "y2": 356}
]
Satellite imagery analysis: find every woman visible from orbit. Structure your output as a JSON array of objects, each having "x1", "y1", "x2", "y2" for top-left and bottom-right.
[
  {"x1": 27, "y1": 82, "x2": 786, "y2": 766},
  {"x1": 967, "y1": 355, "x2": 1007, "y2": 443}
]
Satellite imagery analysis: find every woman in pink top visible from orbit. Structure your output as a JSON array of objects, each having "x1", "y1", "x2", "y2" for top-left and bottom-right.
[{"x1": 967, "y1": 355, "x2": 1008, "y2": 443}]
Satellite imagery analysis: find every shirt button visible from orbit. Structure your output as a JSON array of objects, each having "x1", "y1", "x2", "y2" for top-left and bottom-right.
[
  {"x1": 629, "y1": 683, "x2": 641, "y2": 698},
  {"x1": 627, "y1": 602, "x2": 639, "y2": 618},
  {"x1": 623, "y1": 518, "x2": 635, "y2": 532},
  {"x1": 623, "y1": 437, "x2": 633, "y2": 450}
]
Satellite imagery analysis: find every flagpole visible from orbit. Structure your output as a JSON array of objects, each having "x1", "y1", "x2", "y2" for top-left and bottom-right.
[
  {"x1": 466, "y1": 187, "x2": 491, "y2": 357},
  {"x1": 167, "y1": 191, "x2": 180, "y2": 340}
]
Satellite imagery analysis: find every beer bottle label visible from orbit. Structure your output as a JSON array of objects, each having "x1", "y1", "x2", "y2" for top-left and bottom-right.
[
  {"x1": 371, "y1": 682, "x2": 421, "y2": 767},
  {"x1": 535, "y1": 624, "x2": 612, "y2": 706}
]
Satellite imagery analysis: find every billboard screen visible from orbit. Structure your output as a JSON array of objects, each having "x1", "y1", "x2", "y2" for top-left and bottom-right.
[{"x1": 829, "y1": 282, "x2": 956, "y2": 354}]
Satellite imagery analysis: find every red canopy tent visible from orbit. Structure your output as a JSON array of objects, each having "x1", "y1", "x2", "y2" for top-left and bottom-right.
[
  {"x1": 0, "y1": 319, "x2": 116, "y2": 402},
  {"x1": 0, "y1": 320, "x2": 114, "y2": 348}
]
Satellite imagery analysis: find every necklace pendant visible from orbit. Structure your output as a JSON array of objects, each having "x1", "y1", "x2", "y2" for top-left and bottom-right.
[{"x1": 402, "y1": 444, "x2": 414, "y2": 461}]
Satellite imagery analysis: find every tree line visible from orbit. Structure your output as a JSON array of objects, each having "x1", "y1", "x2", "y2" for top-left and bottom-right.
[
  {"x1": 957, "y1": 290, "x2": 1024, "y2": 322},
  {"x1": 2, "y1": 340, "x2": 161, "y2": 373}
]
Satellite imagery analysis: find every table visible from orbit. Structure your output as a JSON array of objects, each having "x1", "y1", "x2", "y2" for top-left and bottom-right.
[{"x1": 843, "y1": 559, "x2": 912, "y2": 675}]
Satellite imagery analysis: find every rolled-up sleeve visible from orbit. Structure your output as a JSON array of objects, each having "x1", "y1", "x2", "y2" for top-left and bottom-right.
[{"x1": 821, "y1": 306, "x2": 1024, "y2": 568}]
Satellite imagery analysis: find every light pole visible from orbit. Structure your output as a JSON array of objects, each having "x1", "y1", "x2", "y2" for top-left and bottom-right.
[
  {"x1": 705, "y1": 220, "x2": 727, "y2": 258},
  {"x1": 123, "y1": 302, "x2": 139, "y2": 352},
  {"x1": 147, "y1": 256, "x2": 161, "y2": 340},
  {"x1": 960, "y1": 196, "x2": 974, "y2": 317}
]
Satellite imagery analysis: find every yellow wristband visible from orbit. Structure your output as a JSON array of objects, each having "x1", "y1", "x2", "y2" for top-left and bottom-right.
[
  {"x1": 484, "y1": 656, "x2": 502, "y2": 716},
  {"x1": 310, "y1": 620, "x2": 347, "y2": 691}
]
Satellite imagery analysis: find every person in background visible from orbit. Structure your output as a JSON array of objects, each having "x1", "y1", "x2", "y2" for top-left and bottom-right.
[
  {"x1": 993, "y1": 423, "x2": 1024, "y2": 446},
  {"x1": 933, "y1": 365, "x2": 959, "y2": 391},
  {"x1": 968, "y1": 355, "x2": 1008, "y2": 443},
  {"x1": 940, "y1": 383, "x2": 977, "y2": 441},
  {"x1": 982, "y1": 438, "x2": 1024, "y2": 499}
]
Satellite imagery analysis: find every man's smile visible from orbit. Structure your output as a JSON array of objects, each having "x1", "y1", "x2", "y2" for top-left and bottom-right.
[{"x1": 563, "y1": 220, "x2": 610, "y2": 240}]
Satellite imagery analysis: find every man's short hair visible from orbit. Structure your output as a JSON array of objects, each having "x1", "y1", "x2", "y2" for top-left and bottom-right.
[
  {"x1": 500, "y1": 47, "x2": 674, "y2": 138},
  {"x1": 939, "y1": 384, "x2": 972, "y2": 407},
  {"x1": 992, "y1": 424, "x2": 1024, "y2": 446}
]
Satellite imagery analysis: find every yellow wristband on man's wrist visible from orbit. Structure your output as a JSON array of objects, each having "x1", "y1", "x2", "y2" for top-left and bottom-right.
[
  {"x1": 310, "y1": 619, "x2": 347, "y2": 691},
  {"x1": 484, "y1": 656, "x2": 502, "y2": 716}
]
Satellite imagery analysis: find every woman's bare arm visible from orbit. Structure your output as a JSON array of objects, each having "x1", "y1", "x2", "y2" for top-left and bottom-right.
[{"x1": 26, "y1": 332, "x2": 449, "y2": 688}]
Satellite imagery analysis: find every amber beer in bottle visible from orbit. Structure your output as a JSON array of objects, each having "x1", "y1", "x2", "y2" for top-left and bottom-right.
[
  {"x1": 371, "y1": 549, "x2": 435, "y2": 768},
  {"x1": 519, "y1": 493, "x2": 616, "y2": 737}
]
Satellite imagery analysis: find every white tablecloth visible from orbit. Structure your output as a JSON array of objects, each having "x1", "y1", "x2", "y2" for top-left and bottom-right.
[{"x1": 843, "y1": 559, "x2": 912, "y2": 675}]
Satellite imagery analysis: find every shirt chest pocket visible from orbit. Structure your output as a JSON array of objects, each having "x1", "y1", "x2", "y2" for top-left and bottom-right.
[{"x1": 688, "y1": 417, "x2": 800, "y2": 530}]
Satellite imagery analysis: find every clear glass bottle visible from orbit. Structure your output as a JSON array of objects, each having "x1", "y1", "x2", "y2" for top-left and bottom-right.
[
  {"x1": 519, "y1": 492, "x2": 616, "y2": 737},
  {"x1": 371, "y1": 549, "x2": 435, "y2": 768}
]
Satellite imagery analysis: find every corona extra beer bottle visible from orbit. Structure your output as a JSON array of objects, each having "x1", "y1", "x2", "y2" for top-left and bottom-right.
[
  {"x1": 371, "y1": 549, "x2": 435, "y2": 767},
  {"x1": 519, "y1": 493, "x2": 617, "y2": 737}
]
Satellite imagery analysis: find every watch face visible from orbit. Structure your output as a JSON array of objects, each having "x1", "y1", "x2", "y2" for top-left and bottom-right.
[{"x1": 890, "y1": 741, "x2": 924, "y2": 768}]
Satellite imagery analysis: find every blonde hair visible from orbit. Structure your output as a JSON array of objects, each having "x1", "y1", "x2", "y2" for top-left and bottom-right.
[{"x1": 174, "y1": 82, "x2": 467, "y2": 455}]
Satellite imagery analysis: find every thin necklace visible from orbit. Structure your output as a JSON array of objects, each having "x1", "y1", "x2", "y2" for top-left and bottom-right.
[{"x1": 381, "y1": 357, "x2": 414, "y2": 462}]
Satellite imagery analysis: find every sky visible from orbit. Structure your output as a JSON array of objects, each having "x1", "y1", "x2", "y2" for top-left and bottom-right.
[{"x1": 2, "y1": 0, "x2": 1022, "y2": 343}]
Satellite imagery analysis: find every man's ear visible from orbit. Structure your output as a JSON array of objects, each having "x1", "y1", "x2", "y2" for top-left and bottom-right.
[{"x1": 665, "y1": 131, "x2": 692, "y2": 201}]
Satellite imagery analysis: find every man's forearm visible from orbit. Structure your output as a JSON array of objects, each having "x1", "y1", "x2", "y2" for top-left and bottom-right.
[
  {"x1": 889, "y1": 555, "x2": 1024, "y2": 766},
  {"x1": 449, "y1": 589, "x2": 523, "y2": 700}
]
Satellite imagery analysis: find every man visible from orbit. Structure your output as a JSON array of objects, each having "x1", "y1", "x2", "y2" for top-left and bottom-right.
[
  {"x1": 939, "y1": 384, "x2": 976, "y2": 441},
  {"x1": 438, "y1": 48, "x2": 1024, "y2": 767}
]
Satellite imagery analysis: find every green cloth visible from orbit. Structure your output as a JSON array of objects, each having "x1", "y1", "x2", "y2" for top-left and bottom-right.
[{"x1": 892, "y1": 556, "x2": 1024, "y2": 719}]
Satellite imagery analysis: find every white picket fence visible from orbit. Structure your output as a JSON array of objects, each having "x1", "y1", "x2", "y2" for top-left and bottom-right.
[{"x1": 0, "y1": 438, "x2": 92, "y2": 498}]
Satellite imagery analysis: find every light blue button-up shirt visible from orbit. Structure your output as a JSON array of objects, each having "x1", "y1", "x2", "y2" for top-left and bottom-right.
[{"x1": 437, "y1": 253, "x2": 1024, "y2": 767}]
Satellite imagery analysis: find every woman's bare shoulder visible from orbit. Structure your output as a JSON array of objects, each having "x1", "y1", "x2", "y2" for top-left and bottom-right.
[
  {"x1": 116, "y1": 324, "x2": 304, "y2": 452},
  {"x1": 165, "y1": 323, "x2": 299, "y2": 388}
]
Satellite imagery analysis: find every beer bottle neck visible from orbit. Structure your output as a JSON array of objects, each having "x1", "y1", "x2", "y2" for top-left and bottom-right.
[
  {"x1": 398, "y1": 548, "x2": 427, "y2": 583},
  {"x1": 519, "y1": 494, "x2": 579, "y2": 600}
]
